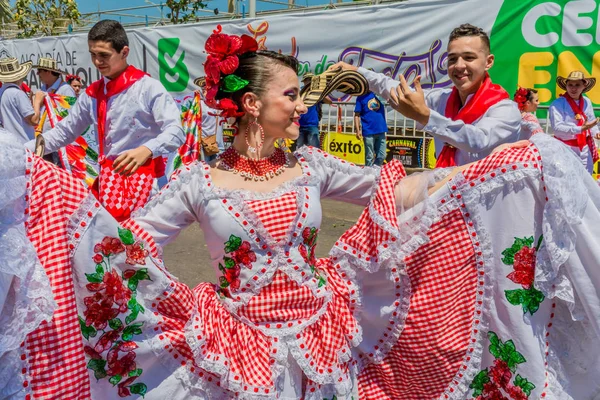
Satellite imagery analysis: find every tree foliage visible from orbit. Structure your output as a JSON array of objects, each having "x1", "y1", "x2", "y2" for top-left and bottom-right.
[
  {"x1": 165, "y1": 0, "x2": 208, "y2": 24},
  {"x1": 0, "y1": 0, "x2": 11, "y2": 22},
  {"x1": 13, "y1": 0, "x2": 81, "y2": 38}
]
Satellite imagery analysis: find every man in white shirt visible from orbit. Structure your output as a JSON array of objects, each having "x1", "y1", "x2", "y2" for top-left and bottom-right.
[
  {"x1": 332, "y1": 24, "x2": 521, "y2": 167},
  {"x1": 34, "y1": 57, "x2": 76, "y2": 130},
  {"x1": 549, "y1": 71, "x2": 599, "y2": 174},
  {"x1": 26, "y1": 20, "x2": 184, "y2": 220},
  {"x1": 0, "y1": 58, "x2": 44, "y2": 144}
]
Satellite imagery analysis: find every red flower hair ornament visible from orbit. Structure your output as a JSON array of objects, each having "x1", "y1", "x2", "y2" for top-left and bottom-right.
[
  {"x1": 66, "y1": 74, "x2": 80, "y2": 84},
  {"x1": 513, "y1": 87, "x2": 530, "y2": 112},
  {"x1": 204, "y1": 25, "x2": 259, "y2": 120}
]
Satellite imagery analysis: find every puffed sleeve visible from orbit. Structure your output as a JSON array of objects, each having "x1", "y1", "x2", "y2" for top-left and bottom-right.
[
  {"x1": 131, "y1": 162, "x2": 208, "y2": 247},
  {"x1": 297, "y1": 146, "x2": 379, "y2": 206}
]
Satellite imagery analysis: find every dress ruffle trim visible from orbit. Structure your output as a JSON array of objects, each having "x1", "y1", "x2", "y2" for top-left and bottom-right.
[
  {"x1": 0, "y1": 143, "x2": 55, "y2": 397},
  {"x1": 530, "y1": 133, "x2": 591, "y2": 320}
]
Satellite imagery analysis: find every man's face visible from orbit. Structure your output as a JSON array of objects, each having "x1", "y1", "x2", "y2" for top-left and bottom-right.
[
  {"x1": 88, "y1": 40, "x2": 129, "y2": 79},
  {"x1": 447, "y1": 36, "x2": 494, "y2": 97},
  {"x1": 37, "y1": 69, "x2": 56, "y2": 86},
  {"x1": 566, "y1": 80, "x2": 586, "y2": 100}
]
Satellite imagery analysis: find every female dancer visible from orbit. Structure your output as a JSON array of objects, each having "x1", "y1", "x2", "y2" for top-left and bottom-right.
[
  {"x1": 1, "y1": 28, "x2": 600, "y2": 400},
  {"x1": 513, "y1": 87, "x2": 544, "y2": 139}
]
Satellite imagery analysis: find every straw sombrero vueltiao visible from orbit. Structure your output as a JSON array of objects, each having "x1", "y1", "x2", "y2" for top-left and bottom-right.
[
  {"x1": 0, "y1": 58, "x2": 32, "y2": 83},
  {"x1": 33, "y1": 57, "x2": 67, "y2": 75},
  {"x1": 194, "y1": 76, "x2": 206, "y2": 88},
  {"x1": 300, "y1": 68, "x2": 369, "y2": 107},
  {"x1": 556, "y1": 71, "x2": 596, "y2": 93}
]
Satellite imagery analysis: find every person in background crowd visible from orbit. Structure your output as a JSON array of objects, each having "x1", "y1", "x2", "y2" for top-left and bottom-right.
[
  {"x1": 35, "y1": 57, "x2": 76, "y2": 98},
  {"x1": 66, "y1": 74, "x2": 85, "y2": 97},
  {"x1": 296, "y1": 99, "x2": 330, "y2": 149},
  {"x1": 332, "y1": 23, "x2": 520, "y2": 168},
  {"x1": 514, "y1": 87, "x2": 543, "y2": 140},
  {"x1": 549, "y1": 71, "x2": 599, "y2": 174},
  {"x1": 0, "y1": 57, "x2": 44, "y2": 144},
  {"x1": 26, "y1": 20, "x2": 184, "y2": 221},
  {"x1": 354, "y1": 90, "x2": 388, "y2": 166}
]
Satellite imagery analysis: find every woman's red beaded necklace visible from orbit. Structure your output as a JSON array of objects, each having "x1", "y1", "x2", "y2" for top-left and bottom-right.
[{"x1": 218, "y1": 146, "x2": 289, "y2": 181}]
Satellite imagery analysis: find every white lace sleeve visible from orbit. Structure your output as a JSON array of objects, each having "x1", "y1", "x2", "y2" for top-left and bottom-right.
[
  {"x1": 131, "y1": 162, "x2": 209, "y2": 247},
  {"x1": 0, "y1": 141, "x2": 56, "y2": 391},
  {"x1": 296, "y1": 146, "x2": 379, "y2": 206}
]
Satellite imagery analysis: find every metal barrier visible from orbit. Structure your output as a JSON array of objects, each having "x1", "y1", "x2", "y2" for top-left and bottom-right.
[{"x1": 319, "y1": 101, "x2": 427, "y2": 139}]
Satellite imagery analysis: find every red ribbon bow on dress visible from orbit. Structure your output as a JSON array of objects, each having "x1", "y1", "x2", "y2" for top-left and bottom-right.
[{"x1": 435, "y1": 73, "x2": 509, "y2": 168}]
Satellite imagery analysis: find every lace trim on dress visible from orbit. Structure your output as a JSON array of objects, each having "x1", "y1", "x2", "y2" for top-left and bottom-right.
[
  {"x1": 0, "y1": 148, "x2": 56, "y2": 346},
  {"x1": 530, "y1": 133, "x2": 591, "y2": 320},
  {"x1": 0, "y1": 145, "x2": 54, "y2": 398}
]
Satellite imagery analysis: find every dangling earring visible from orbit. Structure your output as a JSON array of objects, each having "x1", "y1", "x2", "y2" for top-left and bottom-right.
[{"x1": 245, "y1": 118, "x2": 265, "y2": 154}]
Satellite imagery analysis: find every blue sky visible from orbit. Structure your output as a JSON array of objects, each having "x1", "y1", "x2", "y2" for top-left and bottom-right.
[{"x1": 23, "y1": 0, "x2": 342, "y2": 24}]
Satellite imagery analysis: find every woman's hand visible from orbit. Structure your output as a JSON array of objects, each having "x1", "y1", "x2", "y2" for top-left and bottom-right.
[{"x1": 491, "y1": 140, "x2": 530, "y2": 154}]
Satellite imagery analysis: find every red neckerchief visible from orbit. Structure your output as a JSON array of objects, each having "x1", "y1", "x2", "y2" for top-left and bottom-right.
[
  {"x1": 559, "y1": 94, "x2": 598, "y2": 163},
  {"x1": 85, "y1": 65, "x2": 147, "y2": 160},
  {"x1": 436, "y1": 73, "x2": 509, "y2": 168}
]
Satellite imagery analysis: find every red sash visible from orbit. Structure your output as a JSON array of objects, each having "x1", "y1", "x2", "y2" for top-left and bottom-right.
[
  {"x1": 86, "y1": 66, "x2": 164, "y2": 220},
  {"x1": 436, "y1": 74, "x2": 509, "y2": 168},
  {"x1": 556, "y1": 94, "x2": 599, "y2": 163}
]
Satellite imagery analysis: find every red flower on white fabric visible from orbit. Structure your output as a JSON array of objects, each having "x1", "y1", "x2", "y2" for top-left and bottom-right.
[
  {"x1": 84, "y1": 293, "x2": 120, "y2": 330},
  {"x1": 125, "y1": 242, "x2": 149, "y2": 266},
  {"x1": 232, "y1": 241, "x2": 256, "y2": 268},
  {"x1": 477, "y1": 382, "x2": 509, "y2": 400},
  {"x1": 223, "y1": 265, "x2": 241, "y2": 290},
  {"x1": 93, "y1": 253, "x2": 104, "y2": 264},
  {"x1": 94, "y1": 237, "x2": 126, "y2": 256},
  {"x1": 94, "y1": 328, "x2": 123, "y2": 353},
  {"x1": 507, "y1": 246, "x2": 536, "y2": 289},
  {"x1": 103, "y1": 270, "x2": 132, "y2": 307},
  {"x1": 489, "y1": 359, "x2": 512, "y2": 389},
  {"x1": 107, "y1": 348, "x2": 137, "y2": 376}
]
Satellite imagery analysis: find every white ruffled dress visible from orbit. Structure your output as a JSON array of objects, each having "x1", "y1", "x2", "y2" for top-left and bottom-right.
[{"x1": 1, "y1": 134, "x2": 600, "y2": 400}]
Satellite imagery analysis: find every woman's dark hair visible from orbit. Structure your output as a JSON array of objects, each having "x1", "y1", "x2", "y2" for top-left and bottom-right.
[
  {"x1": 216, "y1": 50, "x2": 299, "y2": 109},
  {"x1": 88, "y1": 20, "x2": 129, "y2": 53}
]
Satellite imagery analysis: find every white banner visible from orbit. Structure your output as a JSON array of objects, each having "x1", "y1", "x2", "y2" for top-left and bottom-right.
[{"x1": 0, "y1": 0, "x2": 505, "y2": 93}]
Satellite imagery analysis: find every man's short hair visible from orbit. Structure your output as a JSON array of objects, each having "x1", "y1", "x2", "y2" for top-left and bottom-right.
[
  {"x1": 88, "y1": 20, "x2": 129, "y2": 53},
  {"x1": 448, "y1": 24, "x2": 491, "y2": 53}
]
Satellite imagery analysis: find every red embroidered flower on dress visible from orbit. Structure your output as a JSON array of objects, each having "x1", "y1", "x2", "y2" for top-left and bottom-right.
[
  {"x1": 93, "y1": 253, "x2": 104, "y2": 264},
  {"x1": 489, "y1": 359, "x2": 512, "y2": 389},
  {"x1": 125, "y1": 242, "x2": 149, "y2": 266},
  {"x1": 107, "y1": 347, "x2": 138, "y2": 376},
  {"x1": 477, "y1": 382, "x2": 508, "y2": 400},
  {"x1": 232, "y1": 241, "x2": 257, "y2": 268},
  {"x1": 103, "y1": 270, "x2": 132, "y2": 307},
  {"x1": 84, "y1": 293, "x2": 120, "y2": 330},
  {"x1": 506, "y1": 246, "x2": 536, "y2": 289},
  {"x1": 223, "y1": 265, "x2": 241, "y2": 290},
  {"x1": 94, "y1": 327, "x2": 123, "y2": 353},
  {"x1": 94, "y1": 237, "x2": 126, "y2": 256}
]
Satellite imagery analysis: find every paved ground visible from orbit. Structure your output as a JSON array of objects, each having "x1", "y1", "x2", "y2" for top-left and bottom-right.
[{"x1": 163, "y1": 199, "x2": 364, "y2": 287}]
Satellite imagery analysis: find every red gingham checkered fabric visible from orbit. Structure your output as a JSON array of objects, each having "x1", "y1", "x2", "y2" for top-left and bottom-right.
[
  {"x1": 462, "y1": 145, "x2": 537, "y2": 182},
  {"x1": 337, "y1": 160, "x2": 406, "y2": 257},
  {"x1": 246, "y1": 192, "x2": 297, "y2": 242},
  {"x1": 25, "y1": 155, "x2": 91, "y2": 400},
  {"x1": 358, "y1": 210, "x2": 477, "y2": 399},
  {"x1": 98, "y1": 166, "x2": 154, "y2": 220}
]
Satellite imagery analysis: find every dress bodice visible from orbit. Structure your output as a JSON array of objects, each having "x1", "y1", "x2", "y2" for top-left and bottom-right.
[{"x1": 133, "y1": 147, "x2": 379, "y2": 311}]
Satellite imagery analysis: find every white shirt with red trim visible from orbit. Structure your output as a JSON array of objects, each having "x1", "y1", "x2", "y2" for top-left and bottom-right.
[
  {"x1": 27, "y1": 75, "x2": 184, "y2": 159},
  {"x1": 358, "y1": 67, "x2": 521, "y2": 166}
]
